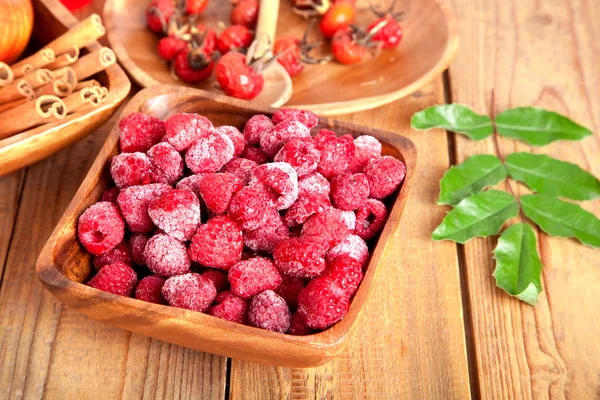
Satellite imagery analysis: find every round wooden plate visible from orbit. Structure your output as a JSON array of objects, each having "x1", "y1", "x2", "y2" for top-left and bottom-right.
[{"x1": 104, "y1": 0, "x2": 458, "y2": 116}]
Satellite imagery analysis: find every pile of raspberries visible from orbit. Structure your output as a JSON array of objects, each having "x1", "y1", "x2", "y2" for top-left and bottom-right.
[{"x1": 77, "y1": 108, "x2": 406, "y2": 335}]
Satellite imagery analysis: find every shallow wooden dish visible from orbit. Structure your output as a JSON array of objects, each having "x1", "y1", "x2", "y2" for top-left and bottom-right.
[
  {"x1": 103, "y1": 0, "x2": 458, "y2": 116},
  {"x1": 36, "y1": 84, "x2": 416, "y2": 367},
  {"x1": 0, "y1": 0, "x2": 131, "y2": 177}
]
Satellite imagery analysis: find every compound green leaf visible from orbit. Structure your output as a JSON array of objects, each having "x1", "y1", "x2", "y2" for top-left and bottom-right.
[{"x1": 411, "y1": 104, "x2": 494, "y2": 140}]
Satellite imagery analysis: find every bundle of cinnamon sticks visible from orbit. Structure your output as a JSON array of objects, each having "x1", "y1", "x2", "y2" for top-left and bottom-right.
[{"x1": 0, "y1": 14, "x2": 116, "y2": 140}]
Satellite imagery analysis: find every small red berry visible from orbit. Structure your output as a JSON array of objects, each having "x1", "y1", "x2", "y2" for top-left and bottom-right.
[
  {"x1": 247, "y1": 290, "x2": 291, "y2": 333},
  {"x1": 314, "y1": 129, "x2": 355, "y2": 179},
  {"x1": 273, "y1": 37, "x2": 304, "y2": 77},
  {"x1": 110, "y1": 152, "x2": 152, "y2": 189},
  {"x1": 185, "y1": 130, "x2": 235, "y2": 174},
  {"x1": 228, "y1": 185, "x2": 276, "y2": 230},
  {"x1": 260, "y1": 119, "x2": 311, "y2": 159},
  {"x1": 349, "y1": 135, "x2": 382, "y2": 173},
  {"x1": 217, "y1": 25, "x2": 253, "y2": 54},
  {"x1": 78, "y1": 202, "x2": 125, "y2": 256},
  {"x1": 288, "y1": 312, "x2": 313, "y2": 335},
  {"x1": 222, "y1": 157, "x2": 259, "y2": 185},
  {"x1": 368, "y1": 16, "x2": 403, "y2": 50},
  {"x1": 185, "y1": 0, "x2": 208, "y2": 15},
  {"x1": 321, "y1": 255, "x2": 363, "y2": 297},
  {"x1": 297, "y1": 276, "x2": 349, "y2": 330},
  {"x1": 243, "y1": 114, "x2": 273, "y2": 145},
  {"x1": 146, "y1": 0, "x2": 175, "y2": 33},
  {"x1": 202, "y1": 269, "x2": 229, "y2": 292},
  {"x1": 284, "y1": 192, "x2": 331, "y2": 227},
  {"x1": 363, "y1": 156, "x2": 406, "y2": 199},
  {"x1": 189, "y1": 215, "x2": 244, "y2": 270},
  {"x1": 298, "y1": 172, "x2": 330, "y2": 197},
  {"x1": 326, "y1": 234, "x2": 369, "y2": 269},
  {"x1": 319, "y1": 1, "x2": 356, "y2": 39},
  {"x1": 145, "y1": 233, "x2": 192, "y2": 277},
  {"x1": 174, "y1": 48, "x2": 214, "y2": 83},
  {"x1": 215, "y1": 51, "x2": 263, "y2": 100},
  {"x1": 354, "y1": 198, "x2": 388, "y2": 240},
  {"x1": 274, "y1": 276, "x2": 305, "y2": 311},
  {"x1": 271, "y1": 108, "x2": 318, "y2": 129},
  {"x1": 273, "y1": 236, "x2": 329, "y2": 279},
  {"x1": 88, "y1": 261, "x2": 138, "y2": 297},
  {"x1": 215, "y1": 125, "x2": 245, "y2": 157},
  {"x1": 130, "y1": 233, "x2": 150, "y2": 266},
  {"x1": 157, "y1": 36, "x2": 188, "y2": 61},
  {"x1": 330, "y1": 172, "x2": 370, "y2": 211},
  {"x1": 274, "y1": 137, "x2": 321, "y2": 178},
  {"x1": 243, "y1": 208, "x2": 289, "y2": 253},
  {"x1": 249, "y1": 163, "x2": 299, "y2": 210},
  {"x1": 117, "y1": 184, "x2": 172, "y2": 233},
  {"x1": 229, "y1": 257, "x2": 283, "y2": 300},
  {"x1": 230, "y1": 0, "x2": 258, "y2": 28},
  {"x1": 241, "y1": 146, "x2": 269, "y2": 164},
  {"x1": 164, "y1": 113, "x2": 214, "y2": 152},
  {"x1": 93, "y1": 241, "x2": 132, "y2": 271},
  {"x1": 119, "y1": 112, "x2": 166, "y2": 153},
  {"x1": 148, "y1": 189, "x2": 201, "y2": 241},
  {"x1": 208, "y1": 290, "x2": 248, "y2": 324},
  {"x1": 199, "y1": 172, "x2": 244, "y2": 214},
  {"x1": 331, "y1": 27, "x2": 367, "y2": 65},
  {"x1": 147, "y1": 142, "x2": 184, "y2": 185},
  {"x1": 135, "y1": 275, "x2": 167, "y2": 304},
  {"x1": 162, "y1": 273, "x2": 217, "y2": 312},
  {"x1": 301, "y1": 208, "x2": 352, "y2": 247}
]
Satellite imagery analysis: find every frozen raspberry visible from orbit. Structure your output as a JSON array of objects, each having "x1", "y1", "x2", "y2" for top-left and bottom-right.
[
  {"x1": 148, "y1": 189, "x2": 201, "y2": 241},
  {"x1": 78, "y1": 202, "x2": 125, "y2": 255},
  {"x1": 260, "y1": 119, "x2": 310, "y2": 159},
  {"x1": 314, "y1": 129, "x2": 355, "y2": 179},
  {"x1": 242, "y1": 146, "x2": 269, "y2": 164},
  {"x1": 284, "y1": 193, "x2": 331, "y2": 228},
  {"x1": 301, "y1": 208, "x2": 351, "y2": 247},
  {"x1": 275, "y1": 276, "x2": 305, "y2": 311},
  {"x1": 349, "y1": 135, "x2": 382, "y2": 173},
  {"x1": 117, "y1": 184, "x2": 171, "y2": 233},
  {"x1": 222, "y1": 157, "x2": 258, "y2": 185},
  {"x1": 185, "y1": 131, "x2": 234, "y2": 174},
  {"x1": 147, "y1": 142, "x2": 184, "y2": 184},
  {"x1": 273, "y1": 236, "x2": 329, "y2": 279},
  {"x1": 110, "y1": 152, "x2": 152, "y2": 189},
  {"x1": 288, "y1": 312, "x2": 313, "y2": 335},
  {"x1": 164, "y1": 113, "x2": 214, "y2": 151},
  {"x1": 243, "y1": 208, "x2": 289, "y2": 253},
  {"x1": 145, "y1": 233, "x2": 191, "y2": 277},
  {"x1": 297, "y1": 277, "x2": 349, "y2": 330},
  {"x1": 340, "y1": 210, "x2": 356, "y2": 230},
  {"x1": 176, "y1": 174, "x2": 205, "y2": 197},
  {"x1": 189, "y1": 216, "x2": 243, "y2": 270},
  {"x1": 249, "y1": 163, "x2": 298, "y2": 210},
  {"x1": 272, "y1": 108, "x2": 318, "y2": 128},
  {"x1": 101, "y1": 187, "x2": 120, "y2": 203},
  {"x1": 135, "y1": 275, "x2": 166, "y2": 304},
  {"x1": 208, "y1": 290, "x2": 248, "y2": 324},
  {"x1": 130, "y1": 233, "x2": 150, "y2": 265},
  {"x1": 162, "y1": 273, "x2": 217, "y2": 312},
  {"x1": 273, "y1": 137, "x2": 320, "y2": 178},
  {"x1": 93, "y1": 241, "x2": 131, "y2": 271},
  {"x1": 247, "y1": 290, "x2": 291, "y2": 333},
  {"x1": 228, "y1": 185, "x2": 276, "y2": 230},
  {"x1": 88, "y1": 261, "x2": 137, "y2": 297},
  {"x1": 119, "y1": 112, "x2": 166, "y2": 153},
  {"x1": 216, "y1": 126, "x2": 245, "y2": 157},
  {"x1": 354, "y1": 198, "x2": 388, "y2": 240},
  {"x1": 321, "y1": 255, "x2": 363, "y2": 297},
  {"x1": 326, "y1": 234, "x2": 369, "y2": 269},
  {"x1": 202, "y1": 269, "x2": 229, "y2": 292},
  {"x1": 297, "y1": 172, "x2": 330, "y2": 197},
  {"x1": 199, "y1": 173, "x2": 243, "y2": 214},
  {"x1": 363, "y1": 156, "x2": 406, "y2": 199},
  {"x1": 331, "y1": 173, "x2": 369, "y2": 211},
  {"x1": 243, "y1": 114, "x2": 273, "y2": 145},
  {"x1": 229, "y1": 257, "x2": 283, "y2": 299}
]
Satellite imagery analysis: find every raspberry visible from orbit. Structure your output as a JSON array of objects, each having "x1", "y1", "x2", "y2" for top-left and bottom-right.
[
  {"x1": 88, "y1": 261, "x2": 137, "y2": 297},
  {"x1": 130, "y1": 233, "x2": 150, "y2": 265},
  {"x1": 176, "y1": 174, "x2": 205, "y2": 198},
  {"x1": 274, "y1": 276, "x2": 305, "y2": 311},
  {"x1": 228, "y1": 257, "x2": 283, "y2": 299},
  {"x1": 326, "y1": 234, "x2": 369, "y2": 269},
  {"x1": 273, "y1": 236, "x2": 329, "y2": 279},
  {"x1": 164, "y1": 113, "x2": 214, "y2": 151},
  {"x1": 314, "y1": 129, "x2": 355, "y2": 179},
  {"x1": 117, "y1": 184, "x2": 171, "y2": 233},
  {"x1": 119, "y1": 112, "x2": 166, "y2": 153},
  {"x1": 321, "y1": 255, "x2": 363, "y2": 297},
  {"x1": 354, "y1": 198, "x2": 388, "y2": 240},
  {"x1": 199, "y1": 173, "x2": 243, "y2": 214},
  {"x1": 185, "y1": 131, "x2": 235, "y2": 173},
  {"x1": 202, "y1": 269, "x2": 229, "y2": 292},
  {"x1": 208, "y1": 290, "x2": 248, "y2": 324},
  {"x1": 243, "y1": 114, "x2": 273, "y2": 145},
  {"x1": 340, "y1": 210, "x2": 356, "y2": 230},
  {"x1": 243, "y1": 208, "x2": 289, "y2": 253},
  {"x1": 301, "y1": 208, "x2": 352, "y2": 247},
  {"x1": 260, "y1": 119, "x2": 310, "y2": 158},
  {"x1": 288, "y1": 312, "x2": 312, "y2": 335},
  {"x1": 283, "y1": 193, "x2": 331, "y2": 228},
  {"x1": 273, "y1": 137, "x2": 320, "y2": 178},
  {"x1": 228, "y1": 185, "x2": 276, "y2": 230},
  {"x1": 249, "y1": 163, "x2": 298, "y2": 210},
  {"x1": 297, "y1": 277, "x2": 349, "y2": 330},
  {"x1": 135, "y1": 275, "x2": 166, "y2": 304},
  {"x1": 216, "y1": 126, "x2": 245, "y2": 157},
  {"x1": 189, "y1": 216, "x2": 243, "y2": 270},
  {"x1": 147, "y1": 142, "x2": 184, "y2": 185},
  {"x1": 222, "y1": 157, "x2": 258, "y2": 185},
  {"x1": 148, "y1": 189, "x2": 201, "y2": 241},
  {"x1": 145, "y1": 233, "x2": 191, "y2": 277},
  {"x1": 247, "y1": 290, "x2": 291, "y2": 333},
  {"x1": 272, "y1": 108, "x2": 318, "y2": 128},
  {"x1": 363, "y1": 156, "x2": 406, "y2": 199},
  {"x1": 162, "y1": 273, "x2": 217, "y2": 312},
  {"x1": 349, "y1": 135, "x2": 382, "y2": 173},
  {"x1": 241, "y1": 146, "x2": 269, "y2": 164},
  {"x1": 330, "y1": 173, "x2": 369, "y2": 211},
  {"x1": 297, "y1": 172, "x2": 330, "y2": 197},
  {"x1": 78, "y1": 202, "x2": 125, "y2": 255},
  {"x1": 110, "y1": 152, "x2": 152, "y2": 189},
  {"x1": 101, "y1": 187, "x2": 120, "y2": 203},
  {"x1": 93, "y1": 241, "x2": 131, "y2": 271}
]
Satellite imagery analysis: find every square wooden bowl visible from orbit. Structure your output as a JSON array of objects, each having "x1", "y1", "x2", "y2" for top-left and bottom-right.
[{"x1": 36, "y1": 85, "x2": 417, "y2": 368}]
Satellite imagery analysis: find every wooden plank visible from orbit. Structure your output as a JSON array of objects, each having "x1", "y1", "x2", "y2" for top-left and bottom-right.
[
  {"x1": 0, "y1": 171, "x2": 25, "y2": 282},
  {"x1": 448, "y1": 0, "x2": 600, "y2": 398},
  {"x1": 229, "y1": 80, "x2": 472, "y2": 399}
]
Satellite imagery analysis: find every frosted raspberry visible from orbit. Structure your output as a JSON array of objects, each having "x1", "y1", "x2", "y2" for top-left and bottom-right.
[
  {"x1": 216, "y1": 126, "x2": 245, "y2": 157},
  {"x1": 242, "y1": 146, "x2": 269, "y2": 164},
  {"x1": 275, "y1": 276, "x2": 305, "y2": 311},
  {"x1": 199, "y1": 173, "x2": 243, "y2": 214},
  {"x1": 283, "y1": 193, "x2": 331, "y2": 228},
  {"x1": 176, "y1": 174, "x2": 205, "y2": 197},
  {"x1": 88, "y1": 261, "x2": 137, "y2": 297},
  {"x1": 164, "y1": 113, "x2": 214, "y2": 151},
  {"x1": 260, "y1": 119, "x2": 310, "y2": 158},
  {"x1": 130, "y1": 233, "x2": 150, "y2": 266},
  {"x1": 147, "y1": 142, "x2": 184, "y2": 184},
  {"x1": 119, "y1": 112, "x2": 165, "y2": 153},
  {"x1": 349, "y1": 135, "x2": 382, "y2": 173},
  {"x1": 229, "y1": 257, "x2": 283, "y2": 299},
  {"x1": 288, "y1": 312, "x2": 313, "y2": 335},
  {"x1": 340, "y1": 210, "x2": 356, "y2": 230},
  {"x1": 101, "y1": 187, "x2": 120, "y2": 203},
  {"x1": 202, "y1": 269, "x2": 229, "y2": 292},
  {"x1": 249, "y1": 162, "x2": 298, "y2": 210},
  {"x1": 272, "y1": 108, "x2": 318, "y2": 128},
  {"x1": 93, "y1": 241, "x2": 131, "y2": 271},
  {"x1": 189, "y1": 216, "x2": 243, "y2": 270},
  {"x1": 297, "y1": 172, "x2": 330, "y2": 197},
  {"x1": 222, "y1": 157, "x2": 258, "y2": 185},
  {"x1": 148, "y1": 189, "x2": 201, "y2": 241},
  {"x1": 78, "y1": 202, "x2": 125, "y2": 255},
  {"x1": 363, "y1": 156, "x2": 406, "y2": 199},
  {"x1": 301, "y1": 208, "x2": 352, "y2": 247},
  {"x1": 297, "y1": 277, "x2": 349, "y2": 329},
  {"x1": 117, "y1": 183, "x2": 171, "y2": 233},
  {"x1": 145, "y1": 233, "x2": 191, "y2": 277},
  {"x1": 243, "y1": 114, "x2": 273, "y2": 145},
  {"x1": 314, "y1": 129, "x2": 355, "y2": 179},
  {"x1": 243, "y1": 208, "x2": 289, "y2": 253},
  {"x1": 273, "y1": 137, "x2": 320, "y2": 178},
  {"x1": 326, "y1": 234, "x2": 369, "y2": 269},
  {"x1": 354, "y1": 198, "x2": 388, "y2": 240},
  {"x1": 110, "y1": 152, "x2": 152, "y2": 188},
  {"x1": 331, "y1": 173, "x2": 369, "y2": 211},
  {"x1": 162, "y1": 273, "x2": 217, "y2": 312},
  {"x1": 273, "y1": 236, "x2": 329, "y2": 279},
  {"x1": 208, "y1": 290, "x2": 248, "y2": 324},
  {"x1": 247, "y1": 290, "x2": 291, "y2": 333},
  {"x1": 135, "y1": 275, "x2": 166, "y2": 304},
  {"x1": 185, "y1": 131, "x2": 234, "y2": 174},
  {"x1": 228, "y1": 185, "x2": 276, "y2": 230},
  {"x1": 321, "y1": 255, "x2": 363, "y2": 297}
]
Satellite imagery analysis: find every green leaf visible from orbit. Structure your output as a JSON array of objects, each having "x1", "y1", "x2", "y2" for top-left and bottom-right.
[
  {"x1": 411, "y1": 104, "x2": 494, "y2": 140},
  {"x1": 495, "y1": 107, "x2": 592, "y2": 146},
  {"x1": 506, "y1": 152, "x2": 600, "y2": 201},
  {"x1": 493, "y1": 223, "x2": 543, "y2": 306},
  {"x1": 520, "y1": 194, "x2": 600, "y2": 248},
  {"x1": 432, "y1": 190, "x2": 519, "y2": 243},
  {"x1": 438, "y1": 155, "x2": 507, "y2": 205}
]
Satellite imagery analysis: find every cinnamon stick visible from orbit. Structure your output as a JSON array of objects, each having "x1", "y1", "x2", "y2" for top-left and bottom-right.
[
  {"x1": 46, "y1": 14, "x2": 106, "y2": 56},
  {"x1": 58, "y1": 47, "x2": 116, "y2": 82},
  {"x1": 34, "y1": 79, "x2": 74, "y2": 98},
  {"x1": 0, "y1": 63, "x2": 14, "y2": 87},
  {"x1": 53, "y1": 67, "x2": 78, "y2": 89},
  {"x1": 46, "y1": 46, "x2": 80, "y2": 70},
  {"x1": 0, "y1": 95, "x2": 66, "y2": 139},
  {"x1": 11, "y1": 48, "x2": 56, "y2": 78},
  {"x1": 0, "y1": 80, "x2": 35, "y2": 104},
  {"x1": 75, "y1": 79, "x2": 100, "y2": 90},
  {"x1": 18, "y1": 69, "x2": 54, "y2": 90},
  {"x1": 63, "y1": 87, "x2": 102, "y2": 114},
  {"x1": 0, "y1": 98, "x2": 28, "y2": 113}
]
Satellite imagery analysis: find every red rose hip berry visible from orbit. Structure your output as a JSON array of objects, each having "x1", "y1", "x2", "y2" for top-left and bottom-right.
[
  {"x1": 297, "y1": 277, "x2": 350, "y2": 330},
  {"x1": 216, "y1": 51, "x2": 263, "y2": 100},
  {"x1": 148, "y1": 189, "x2": 201, "y2": 241},
  {"x1": 119, "y1": 112, "x2": 166, "y2": 153},
  {"x1": 363, "y1": 156, "x2": 406, "y2": 199},
  {"x1": 135, "y1": 275, "x2": 167, "y2": 304},
  {"x1": 88, "y1": 261, "x2": 137, "y2": 297},
  {"x1": 248, "y1": 290, "x2": 291, "y2": 333},
  {"x1": 189, "y1": 216, "x2": 243, "y2": 270},
  {"x1": 162, "y1": 273, "x2": 217, "y2": 312},
  {"x1": 145, "y1": 233, "x2": 191, "y2": 277},
  {"x1": 78, "y1": 202, "x2": 125, "y2": 256},
  {"x1": 228, "y1": 257, "x2": 283, "y2": 299}
]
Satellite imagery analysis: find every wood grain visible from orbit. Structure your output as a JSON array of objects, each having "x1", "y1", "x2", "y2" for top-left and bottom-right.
[{"x1": 0, "y1": 172, "x2": 25, "y2": 282}]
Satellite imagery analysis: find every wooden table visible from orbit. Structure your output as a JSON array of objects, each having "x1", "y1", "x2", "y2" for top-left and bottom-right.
[{"x1": 1, "y1": 0, "x2": 599, "y2": 398}]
